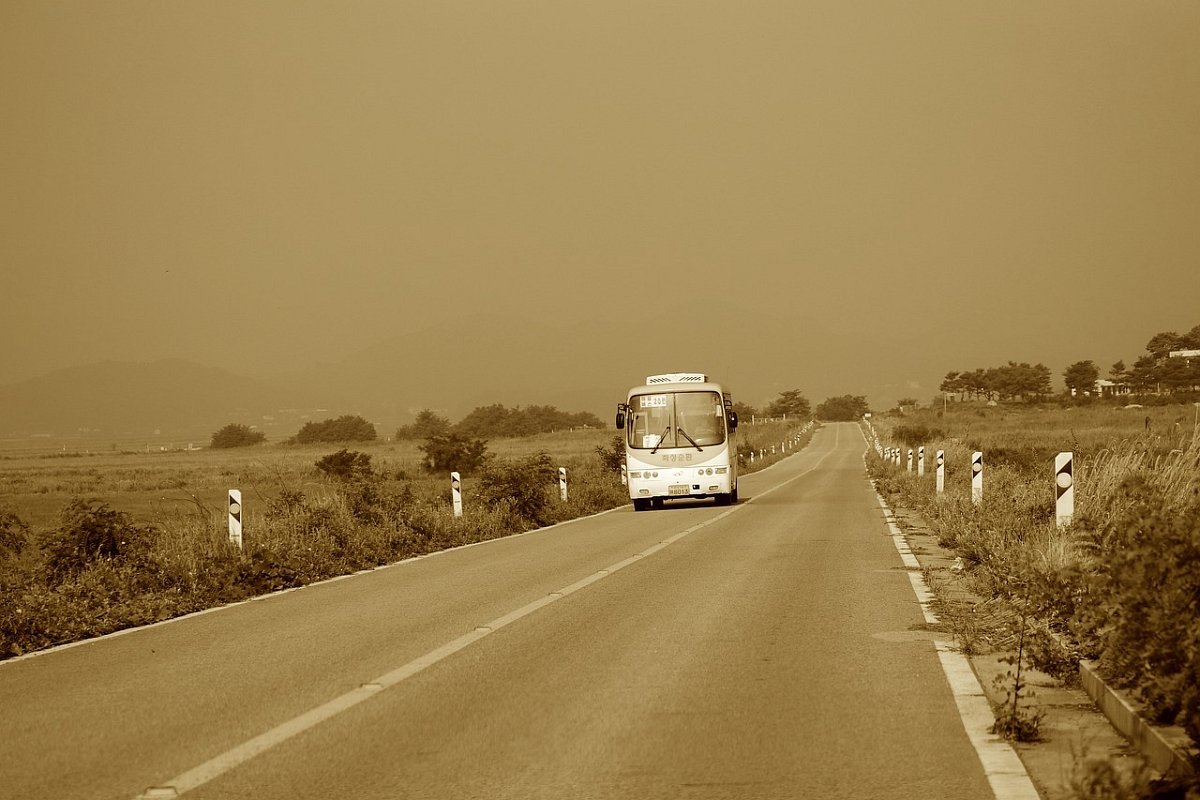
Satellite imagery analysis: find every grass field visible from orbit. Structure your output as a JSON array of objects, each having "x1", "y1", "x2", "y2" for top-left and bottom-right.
[{"x1": 0, "y1": 429, "x2": 622, "y2": 531}]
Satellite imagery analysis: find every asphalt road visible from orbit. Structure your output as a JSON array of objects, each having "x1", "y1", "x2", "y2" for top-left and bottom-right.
[{"x1": 0, "y1": 423, "x2": 998, "y2": 799}]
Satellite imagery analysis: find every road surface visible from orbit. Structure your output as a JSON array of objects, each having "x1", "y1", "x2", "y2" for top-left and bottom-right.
[{"x1": 1, "y1": 423, "x2": 1010, "y2": 799}]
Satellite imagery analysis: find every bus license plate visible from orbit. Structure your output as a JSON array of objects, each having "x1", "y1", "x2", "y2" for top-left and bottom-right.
[{"x1": 668, "y1": 485, "x2": 690, "y2": 496}]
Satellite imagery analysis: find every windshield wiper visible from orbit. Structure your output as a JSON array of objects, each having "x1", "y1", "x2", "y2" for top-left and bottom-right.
[
  {"x1": 676, "y1": 428, "x2": 704, "y2": 452},
  {"x1": 650, "y1": 426, "x2": 671, "y2": 454}
]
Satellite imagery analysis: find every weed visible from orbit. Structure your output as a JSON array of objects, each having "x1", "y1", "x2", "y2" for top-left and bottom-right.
[{"x1": 990, "y1": 603, "x2": 1045, "y2": 742}]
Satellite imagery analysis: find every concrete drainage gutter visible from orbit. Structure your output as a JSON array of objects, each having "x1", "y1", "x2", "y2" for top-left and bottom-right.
[{"x1": 1079, "y1": 660, "x2": 1197, "y2": 778}]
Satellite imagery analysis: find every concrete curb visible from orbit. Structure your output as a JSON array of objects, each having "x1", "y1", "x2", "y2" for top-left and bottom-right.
[{"x1": 1078, "y1": 660, "x2": 1197, "y2": 778}]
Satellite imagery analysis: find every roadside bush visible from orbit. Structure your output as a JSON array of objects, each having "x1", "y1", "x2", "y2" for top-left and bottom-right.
[
  {"x1": 477, "y1": 452, "x2": 556, "y2": 526},
  {"x1": 1073, "y1": 479, "x2": 1200, "y2": 739},
  {"x1": 594, "y1": 435, "x2": 625, "y2": 473},
  {"x1": 38, "y1": 500, "x2": 153, "y2": 583},
  {"x1": 209, "y1": 423, "x2": 266, "y2": 449},
  {"x1": 0, "y1": 508, "x2": 28, "y2": 558},
  {"x1": 315, "y1": 449, "x2": 375, "y2": 481},
  {"x1": 892, "y1": 424, "x2": 943, "y2": 448},
  {"x1": 419, "y1": 432, "x2": 490, "y2": 474}
]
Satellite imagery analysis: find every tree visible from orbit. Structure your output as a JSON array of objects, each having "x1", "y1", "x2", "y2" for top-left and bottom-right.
[
  {"x1": 395, "y1": 410, "x2": 451, "y2": 441},
  {"x1": 764, "y1": 389, "x2": 811, "y2": 419},
  {"x1": 1063, "y1": 361, "x2": 1100, "y2": 395},
  {"x1": 1146, "y1": 331, "x2": 1184, "y2": 359},
  {"x1": 209, "y1": 423, "x2": 266, "y2": 449},
  {"x1": 291, "y1": 415, "x2": 377, "y2": 444},
  {"x1": 731, "y1": 400, "x2": 758, "y2": 421},
  {"x1": 815, "y1": 395, "x2": 869, "y2": 421},
  {"x1": 1110, "y1": 361, "x2": 1127, "y2": 381},
  {"x1": 895, "y1": 397, "x2": 919, "y2": 411}
]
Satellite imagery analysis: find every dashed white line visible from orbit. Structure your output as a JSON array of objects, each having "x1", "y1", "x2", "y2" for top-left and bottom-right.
[{"x1": 136, "y1": 427, "x2": 839, "y2": 798}]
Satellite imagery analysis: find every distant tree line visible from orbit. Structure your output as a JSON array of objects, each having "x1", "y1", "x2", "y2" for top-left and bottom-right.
[
  {"x1": 395, "y1": 404, "x2": 602, "y2": 441},
  {"x1": 1106, "y1": 323, "x2": 1200, "y2": 395},
  {"x1": 939, "y1": 323, "x2": 1200, "y2": 404},
  {"x1": 939, "y1": 362, "x2": 1054, "y2": 402}
]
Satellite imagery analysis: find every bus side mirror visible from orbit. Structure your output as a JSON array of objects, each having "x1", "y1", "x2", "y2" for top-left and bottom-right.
[
  {"x1": 727, "y1": 411, "x2": 739, "y2": 430},
  {"x1": 615, "y1": 404, "x2": 626, "y2": 429}
]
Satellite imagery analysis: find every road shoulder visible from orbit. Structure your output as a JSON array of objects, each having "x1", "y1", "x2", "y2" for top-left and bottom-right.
[{"x1": 888, "y1": 503, "x2": 1151, "y2": 799}]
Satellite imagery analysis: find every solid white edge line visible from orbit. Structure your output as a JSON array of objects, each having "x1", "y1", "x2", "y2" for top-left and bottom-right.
[
  {"x1": 860, "y1": 429, "x2": 1039, "y2": 800},
  {"x1": 136, "y1": 425, "x2": 841, "y2": 798},
  {"x1": 11, "y1": 425, "x2": 829, "y2": 668}
]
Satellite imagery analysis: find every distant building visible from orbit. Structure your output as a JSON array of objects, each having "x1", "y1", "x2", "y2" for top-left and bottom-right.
[{"x1": 1094, "y1": 378, "x2": 1130, "y2": 397}]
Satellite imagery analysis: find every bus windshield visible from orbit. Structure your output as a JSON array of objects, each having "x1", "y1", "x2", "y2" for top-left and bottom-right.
[{"x1": 627, "y1": 390, "x2": 726, "y2": 450}]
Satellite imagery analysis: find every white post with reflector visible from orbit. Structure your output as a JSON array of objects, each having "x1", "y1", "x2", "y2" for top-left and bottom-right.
[
  {"x1": 918, "y1": 446, "x2": 925, "y2": 477},
  {"x1": 907, "y1": 449, "x2": 913, "y2": 472},
  {"x1": 228, "y1": 489, "x2": 243, "y2": 549},
  {"x1": 1055, "y1": 452, "x2": 1074, "y2": 528},
  {"x1": 971, "y1": 452, "x2": 983, "y2": 505},
  {"x1": 620, "y1": 464, "x2": 628, "y2": 485},
  {"x1": 451, "y1": 472, "x2": 463, "y2": 517},
  {"x1": 936, "y1": 450, "x2": 945, "y2": 495},
  {"x1": 559, "y1": 467, "x2": 568, "y2": 502}
]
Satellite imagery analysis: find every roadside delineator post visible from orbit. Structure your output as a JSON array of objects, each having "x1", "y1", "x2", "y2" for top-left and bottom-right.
[
  {"x1": 228, "y1": 489, "x2": 243, "y2": 549},
  {"x1": 620, "y1": 464, "x2": 628, "y2": 486},
  {"x1": 907, "y1": 449, "x2": 913, "y2": 472},
  {"x1": 559, "y1": 467, "x2": 568, "y2": 502},
  {"x1": 936, "y1": 450, "x2": 945, "y2": 495},
  {"x1": 918, "y1": 446, "x2": 925, "y2": 477},
  {"x1": 451, "y1": 471, "x2": 463, "y2": 517},
  {"x1": 971, "y1": 451, "x2": 983, "y2": 506},
  {"x1": 1055, "y1": 452, "x2": 1074, "y2": 528}
]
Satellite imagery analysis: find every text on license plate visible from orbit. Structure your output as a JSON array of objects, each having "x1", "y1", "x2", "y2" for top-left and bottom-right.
[{"x1": 668, "y1": 485, "x2": 691, "y2": 496}]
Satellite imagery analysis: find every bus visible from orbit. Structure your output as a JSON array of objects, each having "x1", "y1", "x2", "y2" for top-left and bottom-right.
[{"x1": 615, "y1": 373, "x2": 739, "y2": 511}]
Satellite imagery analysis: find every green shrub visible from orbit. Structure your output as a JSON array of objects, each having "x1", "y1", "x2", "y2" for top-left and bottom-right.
[
  {"x1": 1074, "y1": 478, "x2": 1200, "y2": 739},
  {"x1": 594, "y1": 435, "x2": 625, "y2": 473},
  {"x1": 0, "y1": 508, "x2": 28, "y2": 558},
  {"x1": 38, "y1": 500, "x2": 153, "y2": 583},
  {"x1": 892, "y1": 424, "x2": 943, "y2": 448},
  {"x1": 209, "y1": 423, "x2": 266, "y2": 449},
  {"x1": 419, "y1": 432, "x2": 490, "y2": 474},
  {"x1": 477, "y1": 452, "x2": 556, "y2": 526},
  {"x1": 291, "y1": 415, "x2": 377, "y2": 444},
  {"x1": 315, "y1": 449, "x2": 375, "y2": 481}
]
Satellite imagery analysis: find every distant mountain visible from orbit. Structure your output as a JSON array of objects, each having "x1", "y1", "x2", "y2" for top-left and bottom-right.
[
  {"x1": 0, "y1": 359, "x2": 293, "y2": 440},
  {"x1": 0, "y1": 311, "x2": 939, "y2": 444}
]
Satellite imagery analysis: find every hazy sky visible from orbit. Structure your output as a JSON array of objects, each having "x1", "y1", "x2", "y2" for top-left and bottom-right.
[{"x1": 2, "y1": 2, "x2": 1198, "y2": 406}]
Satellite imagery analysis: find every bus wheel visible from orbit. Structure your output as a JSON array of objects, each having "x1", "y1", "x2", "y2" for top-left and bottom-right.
[
  {"x1": 715, "y1": 492, "x2": 732, "y2": 506},
  {"x1": 731, "y1": 485, "x2": 739, "y2": 503},
  {"x1": 633, "y1": 498, "x2": 651, "y2": 512}
]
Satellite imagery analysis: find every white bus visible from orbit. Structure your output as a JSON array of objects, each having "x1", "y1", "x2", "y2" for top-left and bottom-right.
[{"x1": 615, "y1": 373, "x2": 739, "y2": 511}]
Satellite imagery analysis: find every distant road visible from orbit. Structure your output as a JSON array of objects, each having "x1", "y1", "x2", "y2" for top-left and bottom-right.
[{"x1": 1, "y1": 423, "x2": 1001, "y2": 800}]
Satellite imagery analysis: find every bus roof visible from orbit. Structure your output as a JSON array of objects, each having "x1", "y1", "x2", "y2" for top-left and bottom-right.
[{"x1": 627, "y1": 377, "x2": 727, "y2": 399}]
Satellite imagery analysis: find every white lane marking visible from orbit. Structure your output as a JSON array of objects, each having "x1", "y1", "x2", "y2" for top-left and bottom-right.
[
  {"x1": 936, "y1": 642, "x2": 1043, "y2": 800},
  {"x1": 861, "y1": 429, "x2": 1039, "y2": 800},
  {"x1": 136, "y1": 427, "x2": 842, "y2": 798},
  {"x1": 4, "y1": 502, "x2": 632, "y2": 668}
]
